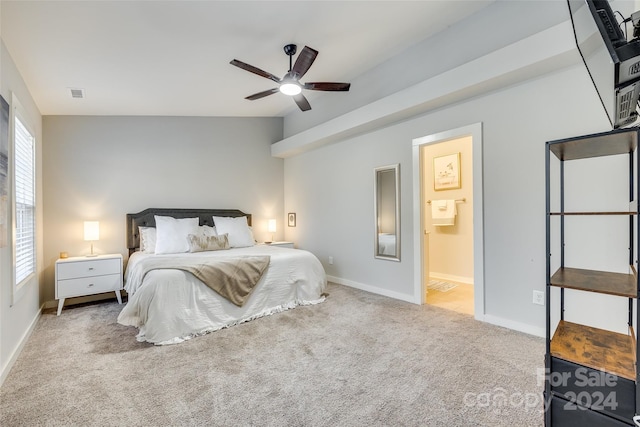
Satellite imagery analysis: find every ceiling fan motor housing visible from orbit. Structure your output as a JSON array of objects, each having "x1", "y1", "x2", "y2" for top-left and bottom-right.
[{"x1": 283, "y1": 44, "x2": 297, "y2": 56}]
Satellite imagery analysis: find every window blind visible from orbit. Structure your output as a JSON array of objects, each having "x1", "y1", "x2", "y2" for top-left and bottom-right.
[{"x1": 14, "y1": 115, "x2": 35, "y2": 285}]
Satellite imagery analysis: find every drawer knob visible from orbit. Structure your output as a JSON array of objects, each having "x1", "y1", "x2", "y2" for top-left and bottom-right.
[
  {"x1": 88, "y1": 283, "x2": 94, "y2": 287},
  {"x1": 88, "y1": 267, "x2": 94, "y2": 271}
]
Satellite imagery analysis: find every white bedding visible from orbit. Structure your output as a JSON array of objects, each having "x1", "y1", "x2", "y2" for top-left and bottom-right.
[{"x1": 117, "y1": 245, "x2": 327, "y2": 345}]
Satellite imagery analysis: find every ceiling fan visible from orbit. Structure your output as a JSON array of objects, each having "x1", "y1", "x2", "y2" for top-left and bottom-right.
[{"x1": 230, "y1": 44, "x2": 351, "y2": 112}]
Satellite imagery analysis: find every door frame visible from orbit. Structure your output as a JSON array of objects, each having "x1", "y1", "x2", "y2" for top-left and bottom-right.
[{"x1": 411, "y1": 122, "x2": 484, "y2": 319}]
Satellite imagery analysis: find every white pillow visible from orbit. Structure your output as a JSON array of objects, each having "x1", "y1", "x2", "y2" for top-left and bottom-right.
[
  {"x1": 139, "y1": 226, "x2": 157, "y2": 253},
  {"x1": 212, "y1": 216, "x2": 255, "y2": 248},
  {"x1": 199, "y1": 225, "x2": 217, "y2": 237},
  {"x1": 154, "y1": 216, "x2": 199, "y2": 254}
]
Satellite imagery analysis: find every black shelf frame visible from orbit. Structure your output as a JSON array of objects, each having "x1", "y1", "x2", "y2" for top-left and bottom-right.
[{"x1": 545, "y1": 127, "x2": 640, "y2": 426}]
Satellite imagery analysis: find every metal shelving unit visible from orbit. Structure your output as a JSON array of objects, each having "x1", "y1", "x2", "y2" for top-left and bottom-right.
[{"x1": 545, "y1": 127, "x2": 640, "y2": 426}]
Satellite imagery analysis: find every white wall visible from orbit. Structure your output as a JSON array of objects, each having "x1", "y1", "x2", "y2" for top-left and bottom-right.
[
  {"x1": 0, "y1": 41, "x2": 43, "y2": 384},
  {"x1": 283, "y1": 0, "x2": 570, "y2": 138},
  {"x1": 42, "y1": 116, "x2": 283, "y2": 304}
]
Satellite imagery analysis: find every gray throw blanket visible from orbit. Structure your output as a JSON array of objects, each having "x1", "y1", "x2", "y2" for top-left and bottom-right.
[{"x1": 137, "y1": 256, "x2": 270, "y2": 307}]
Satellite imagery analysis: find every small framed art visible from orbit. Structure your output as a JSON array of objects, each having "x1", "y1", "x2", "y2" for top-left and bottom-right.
[
  {"x1": 433, "y1": 152, "x2": 461, "y2": 191},
  {"x1": 288, "y1": 213, "x2": 296, "y2": 227}
]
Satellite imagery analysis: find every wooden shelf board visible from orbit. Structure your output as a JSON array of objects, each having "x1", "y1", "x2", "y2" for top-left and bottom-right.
[
  {"x1": 550, "y1": 267, "x2": 637, "y2": 298},
  {"x1": 551, "y1": 320, "x2": 636, "y2": 381},
  {"x1": 548, "y1": 128, "x2": 638, "y2": 160}
]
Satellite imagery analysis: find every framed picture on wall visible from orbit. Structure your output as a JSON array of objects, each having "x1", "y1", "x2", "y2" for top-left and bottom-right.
[
  {"x1": 433, "y1": 152, "x2": 461, "y2": 191},
  {"x1": 288, "y1": 213, "x2": 296, "y2": 227}
]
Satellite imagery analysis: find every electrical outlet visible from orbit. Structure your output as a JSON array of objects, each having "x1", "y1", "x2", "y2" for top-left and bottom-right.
[
  {"x1": 328, "y1": 256, "x2": 334, "y2": 265},
  {"x1": 533, "y1": 290, "x2": 545, "y2": 306}
]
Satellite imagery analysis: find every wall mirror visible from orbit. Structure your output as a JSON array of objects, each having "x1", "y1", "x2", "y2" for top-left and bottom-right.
[{"x1": 374, "y1": 163, "x2": 400, "y2": 261}]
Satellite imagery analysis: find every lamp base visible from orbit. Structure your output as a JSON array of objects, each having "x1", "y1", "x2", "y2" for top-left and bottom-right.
[
  {"x1": 85, "y1": 254, "x2": 99, "y2": 257},
  {"x1": 86, "y1": 241, "x2": 98, "y2": 257}
]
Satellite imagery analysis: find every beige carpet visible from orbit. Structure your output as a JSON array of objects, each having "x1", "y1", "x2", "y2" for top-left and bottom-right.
[{"x1": 0, "y1": 283, "x2": 544, "y2": 426}]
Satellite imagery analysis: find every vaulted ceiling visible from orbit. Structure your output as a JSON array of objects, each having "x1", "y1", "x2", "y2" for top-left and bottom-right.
[{"x1": 1, "y1": 1, "x2": 494, "y2": 117}]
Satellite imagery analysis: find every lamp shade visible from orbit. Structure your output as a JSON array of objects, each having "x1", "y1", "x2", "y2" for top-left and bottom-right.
[
  {"x1": 267, "y1": 219, "x2": 277, "y2": 233},
  {"x1": 84, "y1": 221, "x2": 100, "y2": 241}
]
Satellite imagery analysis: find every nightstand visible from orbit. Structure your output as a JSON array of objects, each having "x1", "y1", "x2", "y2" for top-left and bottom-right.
[
  {"x1": 266, "y1": 241, "x2": 294, "y2": 249},
  {"x1": 55, "y1": 253, "x2": 123, "y2": 316}
]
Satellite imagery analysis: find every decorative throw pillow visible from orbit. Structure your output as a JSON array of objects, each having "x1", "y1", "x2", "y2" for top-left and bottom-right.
[
  {"x1": 187, "y1": 233, "x2": 230, "y2": 253},
  {"x1": 139, "y1": 226, "x2": 157, "y2": 253},
  {"x1": 212, "y1": 215, "x2": 255, "y2": 248},
  {"x1": 154, "y1": 216, "x2": 199, "y2": 254}
]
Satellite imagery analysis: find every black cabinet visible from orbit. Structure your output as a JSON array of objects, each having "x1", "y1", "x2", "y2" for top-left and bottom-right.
[{"x1": 545, "y1": 128, "x2": 640, "y2": 426}]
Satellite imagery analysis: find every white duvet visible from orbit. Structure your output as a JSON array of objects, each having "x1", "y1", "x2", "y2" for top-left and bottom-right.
[{"x1": 117, "y1": 245, "x2": 327, "y2": 345}]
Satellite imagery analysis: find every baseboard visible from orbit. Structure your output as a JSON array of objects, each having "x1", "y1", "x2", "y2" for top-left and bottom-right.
[
  {"x1": 327, "y1": 276, "x2": 543, "y2": 337},
  {"x1": 0, "y1": 305, "x2": 42, "y2": 387},
  {"x1": 326, "y1": 275, "x2": 417, "y2": 304},
  {"x1": 478, "y1": 313, "x2": 545, "y2": 338},
  {"x1": 42, "y1": 300, "x2": 57, "y2": 309},
  {"x1": 429, "y1": 272, "x2": 473, "y2": 285}
]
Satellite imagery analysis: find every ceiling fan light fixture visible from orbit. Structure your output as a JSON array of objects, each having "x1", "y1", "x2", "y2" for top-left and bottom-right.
[
  {"x1": 279, "y1": 82, "x2": 302, "y2": 96},
  {"x1": 231, "y1": 44, "x2": 350, "y2": 111}
]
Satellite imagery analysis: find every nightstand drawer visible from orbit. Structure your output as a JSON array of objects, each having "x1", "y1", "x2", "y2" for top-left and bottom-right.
[
  {"x1": 57, "y1": 258, "x2": 120, "y2": 280},
  {"x1": 57, "y1": 273, "x2": 121, "y2": 299}
]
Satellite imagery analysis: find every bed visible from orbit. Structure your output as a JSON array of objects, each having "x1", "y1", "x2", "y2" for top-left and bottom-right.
[{"x1": 117, "y1": 208, "x2": 327, "y2": 345}]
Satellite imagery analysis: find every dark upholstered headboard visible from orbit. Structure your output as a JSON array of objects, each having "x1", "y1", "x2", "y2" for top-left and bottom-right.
[{"x1": 126, "y1": 208, "x2": 251, "y2": 254}]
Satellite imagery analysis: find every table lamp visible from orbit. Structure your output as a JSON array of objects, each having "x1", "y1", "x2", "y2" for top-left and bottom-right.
[
  {"x1": 84, "y1": 221, "x2": 99, "y2": 257},
  {"x1": 267, "y1": 219, "x2": 276, "y2": 244}
]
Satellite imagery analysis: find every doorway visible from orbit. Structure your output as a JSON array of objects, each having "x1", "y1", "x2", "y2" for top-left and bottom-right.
[
  {"x1": 411, "y1": 123, "x2": 484, "y2": 319},
  {"x1": 422, "y1": 137, "x2": 473, "y2": 315}
]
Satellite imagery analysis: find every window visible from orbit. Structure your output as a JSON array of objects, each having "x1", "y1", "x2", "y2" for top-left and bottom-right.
[{"x1": 12, "y1": 97, "x2": 35, "y2": 290}]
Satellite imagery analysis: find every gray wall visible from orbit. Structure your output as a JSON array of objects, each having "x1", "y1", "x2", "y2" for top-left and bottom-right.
[
  {"x1": 284, "y1": 63, "x2": 613, "y2": 335},
  {"x1": 280, "y1": 0, "x2": 635, "y2": 335},
  {"x1": 42, "y1": 116, "x2": 283, "y2": 304},
  {"x1": 0, "y1": 41, "x2": 43, "y2": 383}
]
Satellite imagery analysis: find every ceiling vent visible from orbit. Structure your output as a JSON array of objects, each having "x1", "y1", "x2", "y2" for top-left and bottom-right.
[{"x1": 69, "y1": 88, "x2": 85, "y2": 99}]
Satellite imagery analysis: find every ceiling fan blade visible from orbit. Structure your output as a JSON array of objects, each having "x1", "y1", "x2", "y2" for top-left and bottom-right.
[
  {"x1": 245, "y1": 88, "x2": 279, "y2": 100},
  {"x1": 230, "y1": 59, "x2": 280, "y2": 83},
  {"x1": 291, "y1": 46, "x2": 318, "y2": 79},
  {"x1": 304, "y1": 82, "x2": 351, "y2": 91},
  {"x1": 293, "y1": 93, "x2": 311, "y2": 111}
]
